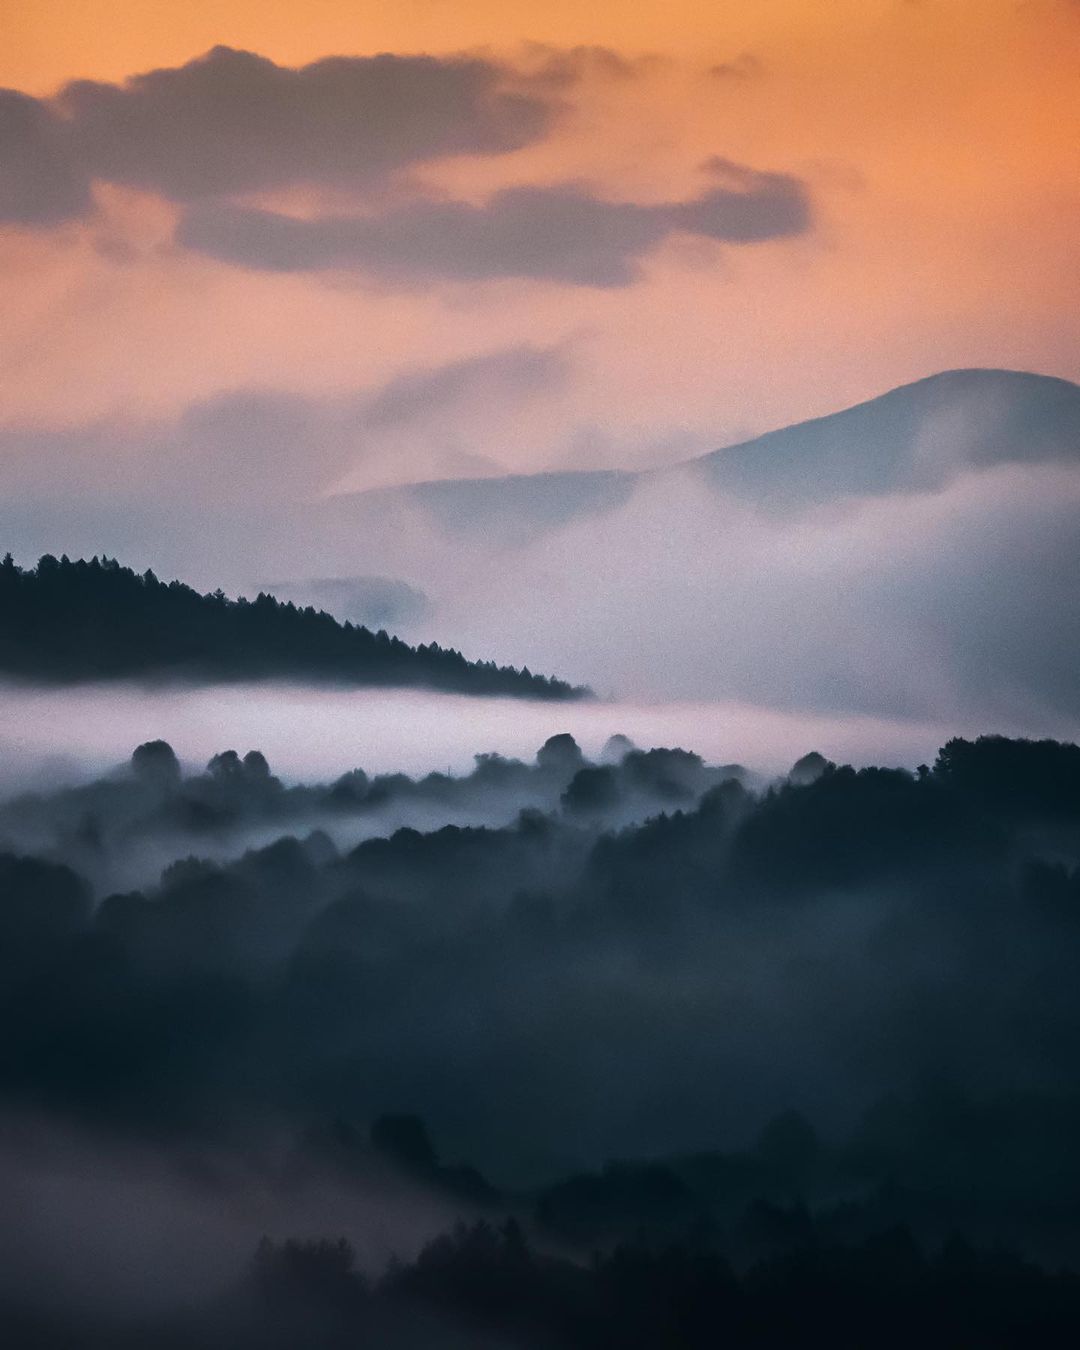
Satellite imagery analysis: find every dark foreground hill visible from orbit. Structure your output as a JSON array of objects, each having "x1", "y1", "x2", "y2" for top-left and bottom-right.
[
  {"x1": 4, "y1": 733, "x2": 1080, "y2": 1345},
  {"x1": 0, "y1": 552, "x2": 587, "y2": 698}
]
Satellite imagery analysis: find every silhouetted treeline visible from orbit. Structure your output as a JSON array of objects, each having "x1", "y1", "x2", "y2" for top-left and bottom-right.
[
  {"x1": 0, "y1": 734, "x2": 743, "y2": 895},
  {"x1": 6, "y1": 1216, "x2": 1080, "y2": 1348},
  {"x1": 0, "y1": 552, "x2": 586, "y2": 698},
  {"x1": 0, "y1": 735, "x2": 1079, "y2": 1177},
  {"x1": 1, "y1": 733, "x2": 1080, "y2": 1342},
  {"x1": 372, "y1": 1220, "x2": 1080, "y2": 1350}
]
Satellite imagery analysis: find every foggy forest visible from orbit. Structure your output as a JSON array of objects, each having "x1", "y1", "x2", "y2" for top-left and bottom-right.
[
  {"x1": 2, "y1": 0, "x2": 1080, "y2": 1344},
  {"x1": 1, "y1": 721, "x2": 1080, "y2": 1344}
]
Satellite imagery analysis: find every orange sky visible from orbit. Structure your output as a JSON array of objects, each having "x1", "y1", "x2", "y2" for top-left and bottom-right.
[
  {"x1": 2, "y1": 1, "x2": 899, "y2": 92},
  {"x1": 1, "y1": 0, "x2": 1077, "y2": 486}
]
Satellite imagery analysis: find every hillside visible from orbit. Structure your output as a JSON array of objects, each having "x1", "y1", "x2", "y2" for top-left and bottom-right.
[
  {"x1": 323, "y1": 368, "x2": 1080, "y2": 537},
  {"x1": 0, "y1": 553, "x2": 588, "y2": 699},
  {"x1": 691, "y1": 367, "x2": 1080, "y2": 508}
]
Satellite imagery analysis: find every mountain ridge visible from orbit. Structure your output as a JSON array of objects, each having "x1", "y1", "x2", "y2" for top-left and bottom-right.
[{"x1": 323, "y1": 367, "x2": 1080, "y2": 533}]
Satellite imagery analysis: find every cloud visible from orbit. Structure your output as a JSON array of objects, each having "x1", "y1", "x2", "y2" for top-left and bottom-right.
[
  {"x1": 516, "y1": 42, "x2": 660, "y2": 86},
  {"x1": 176, "y1": 167, "x2": 811, "y2": 285},
  {"x1": 427, "y1": 460, "x2": 1080, "y2": 724},
  {"x1": 0, "y1": 91, "x2": 90, "y2": 225},
  {"x1": 677, "y1": 159, "x2": 810, "y2": 242},
  {"x1": 706, "y1": 54, "x2": 764, "y2": 80},
  {"x1": 55, "y1": 45, "x2": 557, "y2": 201},
  {"x1": 0, "y1": 45, "x2": 808, "y2": 292},
  {"x1": 163, "y1": 347, "x2": 568, "y2": 496},
  {"x1": 0, "y1": 343, "x2": 571, "y2": 526},
  {"x1": 0, "y1": 44, "x2": 569, "y2": 228},
  {"x1": 1, "y1": 373, "x2": 1078, "y2": 729},
  {"x1": 165, "y1": 388, "x2": 335, "y2": 499},
  {"x1": 355, "y1": 345, "x2": 569, "y2": 432}
]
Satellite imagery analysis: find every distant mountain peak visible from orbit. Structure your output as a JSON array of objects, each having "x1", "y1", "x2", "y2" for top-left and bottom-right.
[
  {"x1": 319, "y1": 366, "x2": 1080, "y2": 536},
  {"x1": 691, "y1": 366, "x2": 1080, "y2": 508}
]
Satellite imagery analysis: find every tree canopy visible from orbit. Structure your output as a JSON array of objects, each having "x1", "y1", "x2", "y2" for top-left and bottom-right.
[{"x1": 0, "y1": 553, "x2": 587, "y2": 699}]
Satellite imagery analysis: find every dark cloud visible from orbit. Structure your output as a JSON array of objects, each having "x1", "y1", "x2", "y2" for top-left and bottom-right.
[
  {"x1": 176, "y1": 188, "x2": 665, "y2": 284},
  {"x1": 176, "y1": 168, "x2": 811, "y2": 285},
  {"x1": 706, "y1": 53, "x2": 764, "y2": 79},
  {"x1": 0, "y1": 90, "x2": 91, "y2": 225},
  {"x1": 676, "y1": 159, "x2": 810, "y2": 242},
  {"x1": 517, "y1": 42, "x2": 659, "y2": 86},
  {"x1": 55, "y1": 45, "x2": 556, "y2": 200},
  {"x1": 1, "y1": 45, "x2": 808, "y2": 291},
  {"x1": 355, "y1": 344, "x2": 570, "y2": 430},
  {"x1": 0, "y1": 44, "x2": 565, "y2": 228}
]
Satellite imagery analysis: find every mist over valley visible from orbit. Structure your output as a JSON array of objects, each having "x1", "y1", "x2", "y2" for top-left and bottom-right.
[{"x1": 2, "y1": 6, "x2": 1079, "y2": 1338}]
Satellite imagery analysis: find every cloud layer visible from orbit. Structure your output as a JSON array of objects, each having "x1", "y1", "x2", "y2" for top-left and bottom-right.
[
  {"x1": 0, "y1": 45, "x2": 557, "y2": 221},
  {"x1": 178, "y1": 165, "x2": 810, "y2": 285},
  {"x1": 57, "y1": 45, "x2": 554, "y2": 199},
  {"x1": 0, "y1": 90, "x2": 90, "y2": 224},
  {"x1": 1, "y1": 365, "x2": 1077, "y2": 731},
  {"x1": 0, "y1": 343, "x2": 571, "y2": 519},
  {"x1": 0, "y1": 45, "x2": 810, "y2": 286}
]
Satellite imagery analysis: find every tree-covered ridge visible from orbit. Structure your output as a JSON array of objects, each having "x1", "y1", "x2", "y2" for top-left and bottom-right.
[
  {"x1": 0, "y1": 552, "x2": 587, "y2": 698},
  {"x1": 3, "y1": 734, "x2": 1080, "y2": 1343}
]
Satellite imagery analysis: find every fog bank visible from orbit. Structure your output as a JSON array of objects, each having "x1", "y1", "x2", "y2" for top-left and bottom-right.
[{"x1": 2, "y1": 681, "x2": 1070, "y2": 792}]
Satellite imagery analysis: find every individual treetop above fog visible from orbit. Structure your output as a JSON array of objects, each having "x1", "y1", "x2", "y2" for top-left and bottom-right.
[
  {"x1": 0, "y1": 552, "x2": 588, "y2": 700},
  {"x1": 0, "y1": 728, "x2": 750, "y2": 903}
]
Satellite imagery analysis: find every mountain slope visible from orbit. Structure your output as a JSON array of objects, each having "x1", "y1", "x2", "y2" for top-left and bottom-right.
[
  {"x1": 0, "y1": 553, "x2": 588, "y2": 699},
  {"x1": 323, "y1": 368, "x2": 1080, "y2": 537},
  {"x1": 692, "y1": 367, "x2": 1080, "y2": 509}
]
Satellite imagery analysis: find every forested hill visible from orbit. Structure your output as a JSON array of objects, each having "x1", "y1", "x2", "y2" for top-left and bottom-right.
[{"x1": 0, "y1": 554, "x2": 587, "y2": 699}]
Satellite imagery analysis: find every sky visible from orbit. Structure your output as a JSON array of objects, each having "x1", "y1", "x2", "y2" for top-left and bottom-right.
[
  {"x1": 4, "y1": 7, "x2": 1080, "y2": 1319},
  {"x1": 2, "y1": 0, "x2": 1077, "y2": 459},
  {"x1": 1, "y1": 0, "x2": 1079, "y2": 724}
]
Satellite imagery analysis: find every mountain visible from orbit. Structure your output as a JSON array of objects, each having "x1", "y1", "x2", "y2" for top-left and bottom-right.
[
  {"x1": 357, "y1": 468, "x2": 637, "y2": 536},
  {"x1": 0, "y1": 553, "x2": 588, "y2": 699},
  {"x1": 322, "y1": 368, "x2": 1080, "y2": 538},
  {"x1": 313, "y1": 466, "x2": 637, "y2": 555},
  {"x1": 691, "y1": 367, "x2": 1080, "y2": 509}
]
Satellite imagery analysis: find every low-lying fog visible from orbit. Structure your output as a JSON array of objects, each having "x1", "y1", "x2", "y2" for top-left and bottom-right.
[
  {"x1": 2, "y1": 668, "x2": 1080, "y2": 1340},
  {"x1": 1, "y1": 681, "x2": 1070, "y2": 793}
]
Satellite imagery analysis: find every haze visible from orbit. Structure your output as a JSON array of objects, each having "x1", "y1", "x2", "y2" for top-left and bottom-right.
[{"x1": 3, "y1": 6, "x2": 1080, "y2": 1344}]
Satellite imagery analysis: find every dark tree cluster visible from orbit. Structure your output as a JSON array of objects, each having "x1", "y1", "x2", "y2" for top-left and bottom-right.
[
  {"x1": 0, "y1": 733, "x2": 1079, "y2": 1344},
  {"x1": 0, "y1": 552, "x2": 587, "y2": 698},
  {"x1": 7, "y1": 1217, "x2": 1080, "y2": 1348},
  {"x1": 0, "y1": 733, "x2": 740, "y2": 897},
  {"x1": 0, "y1": 735, "x2": 1077, "y2": 1167}
]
